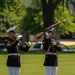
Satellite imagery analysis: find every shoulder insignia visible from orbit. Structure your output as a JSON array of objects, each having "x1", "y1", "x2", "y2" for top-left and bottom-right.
[
  {"x1": 42, "y1": 41, "x2": 44, "y2": 44},
  {"x1": 6, "y1": 41, "x2": 11, "y2": 47}
]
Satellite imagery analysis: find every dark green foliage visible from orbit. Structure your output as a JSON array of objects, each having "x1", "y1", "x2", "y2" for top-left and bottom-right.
[
  {"x1": 19, "y1": 0, "x2": 75, "y2": 35},
  {"x1": 19, "y1": 0, "x2": 43, "y2": 34}
]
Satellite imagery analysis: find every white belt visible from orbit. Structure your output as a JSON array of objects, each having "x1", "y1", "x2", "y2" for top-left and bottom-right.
[
  {"x1": 46, "y1": 52, "x2": 57, "y2": 55},
  {"x1": 8, "y1": 53, "x2": 20, "y2": 56}
]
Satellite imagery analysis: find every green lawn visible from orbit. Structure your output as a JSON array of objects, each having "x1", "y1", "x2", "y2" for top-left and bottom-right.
[
  {"x1": 0, "y1": 52, "x2": 75, "y2": 75},
  {"x1": 69, "y1": 45, "x2": 75, "y2": 49}
]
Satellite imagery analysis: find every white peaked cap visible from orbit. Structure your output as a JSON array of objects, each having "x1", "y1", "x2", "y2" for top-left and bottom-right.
[
  {"x1": 6, "y1": 27, "x2": 16, "y2": 33},
  {"x1": 17, "y1": 35, "x2": 22, "y2": 38},
  {"x1": 48, "y1": 28, "x2": 55, "y2": 33}
]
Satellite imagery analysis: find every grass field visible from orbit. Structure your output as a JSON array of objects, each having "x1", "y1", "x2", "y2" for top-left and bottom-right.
[{"x1": 0, "y1": 51, "x2": 75, "y2": 75}]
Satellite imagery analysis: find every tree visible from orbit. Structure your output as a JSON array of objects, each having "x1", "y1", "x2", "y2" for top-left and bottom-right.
[
  {"x1": 0, "y1": 0, "x2": 26, "y2": 32},
  {"x1": 54, "y1": 5, "x2": 75, "y2": 35},
  {"x1": 20, "y1": 0, "x2": 75, "y2": 35},
  {"x1": 19, "y1": 0, "x2": 43, "y2": 34},
  {"x1": 41, "y1": 0, "x2": 75, "y2": 30},
  {"x1": 37, "y1": 0, "x2": 75, "y2": 35}
]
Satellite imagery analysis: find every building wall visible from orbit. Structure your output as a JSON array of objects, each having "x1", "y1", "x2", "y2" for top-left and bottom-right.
[
  {"x1": 23, "y1": 0, "x2": 30, "y2": 6},
  {"x1": 68, "y1": 1, "x2": 75, "y2": 16}
]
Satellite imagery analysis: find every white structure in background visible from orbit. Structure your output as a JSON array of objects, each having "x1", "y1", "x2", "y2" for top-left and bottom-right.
[
  {"x1": 24, "y1": 0, "x2": 75, "y2": 16},
  {"x1": 23, "y1": 0, "x2": 31, "y2": 6},
  {"x1": 67, "y1": 1, "x2": 75, "y2": 39},
  {"x1": 68, "y1": 1, "x2": 75, "y2": 16},
  {"x1": 30, "y1": 35, "x2": 35, "y2": 42}
]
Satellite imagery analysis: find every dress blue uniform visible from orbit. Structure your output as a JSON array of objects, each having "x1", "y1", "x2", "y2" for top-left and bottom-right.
[
  {"x1": 5, "y1": 27, "x2": 30, "y2": 75},
  {"x1": 42, "y1": 28, "x2": 62, "y2": 75}
]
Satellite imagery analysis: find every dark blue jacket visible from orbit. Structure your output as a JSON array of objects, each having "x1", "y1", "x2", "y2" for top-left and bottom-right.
[
  {"x1": 5, "y1": 38, "x2": 30, "y2": 67},
  {"x1": 43, "y1": 39, "x2": 61, "y2": 66}
]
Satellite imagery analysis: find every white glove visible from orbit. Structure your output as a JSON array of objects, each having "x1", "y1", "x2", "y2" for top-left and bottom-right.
[
  {"x1": 25, "y1": 41, "x2": 31, "y2": 46},
  {"x1": 16, "y1": 35, "x2": 22, "y2": 41},
  {"x1": 45, "y1": 32, "x2": 50, "y2": 39}
]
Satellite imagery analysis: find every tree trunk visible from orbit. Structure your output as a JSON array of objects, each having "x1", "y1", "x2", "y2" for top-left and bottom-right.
[{"x1": 41, "y1": 0, "x2": 55, "y2": 29}]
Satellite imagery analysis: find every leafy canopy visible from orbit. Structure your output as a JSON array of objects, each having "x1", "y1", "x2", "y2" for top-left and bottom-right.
[
  {"x1": 0, "y1": 0, "x2": 26, "y2": 32},
  {"x1": 20, "y1": 0, "x2": 75, "y2": 35}
]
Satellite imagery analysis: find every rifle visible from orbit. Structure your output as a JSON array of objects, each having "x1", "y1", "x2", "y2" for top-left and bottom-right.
[{"x1": 36, "y1": 18, "x2": 68, "y2": 39}]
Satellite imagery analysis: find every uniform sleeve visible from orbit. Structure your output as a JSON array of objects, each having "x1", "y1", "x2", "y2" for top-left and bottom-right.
[
  {"x1": 56, "y1": 41, "x2": 62, "y2": 52},
  {"x1": 42, "y1": 39, "x2": 48, "y2": 52},
  {"x1": 56, "y1": 46, "x2": 62, "y2": 52},
  {"x1": 20, "y1": 45, "x2": 30, "y2": 52},
  {"x1": 5, "y1": 40, "x2": 19, "y2": 49}
]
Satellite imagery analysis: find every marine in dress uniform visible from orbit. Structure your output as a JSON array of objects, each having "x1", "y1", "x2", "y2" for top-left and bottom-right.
[
  {"x1": 42, "y1": 28, "x2": 62, "y2": 75},
  {"x1": 5, "y1": 27, "x2": 30, "y2": 75}
]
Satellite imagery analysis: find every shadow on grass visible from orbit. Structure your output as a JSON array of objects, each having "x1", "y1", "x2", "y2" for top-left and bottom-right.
[
  {"x1": 20, "y1": 50, "x2": 45, "y2": 54},
  {"x1": 0, "y1": 51, "x2": 7, "y2": 55},
  {"x1": 0, "y1": 50, "x2": 45, "y2": 55},
  {"x1": 21, "y1": 51, "x2": 75, "y2": 55},
  {"x1": 0, "y1": 50, "x2": 75, "y2": 55}
]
